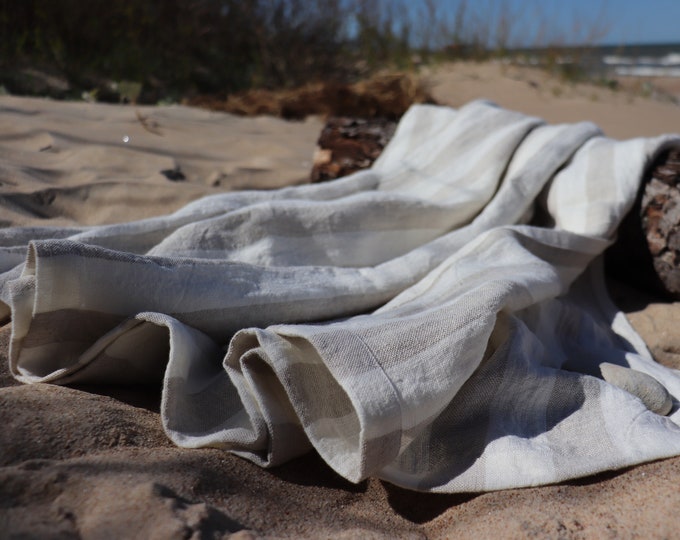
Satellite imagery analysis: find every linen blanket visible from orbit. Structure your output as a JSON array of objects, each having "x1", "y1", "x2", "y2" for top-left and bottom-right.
[{"x1": 2, "y1": 100, "x2": 680, "y2": 493}]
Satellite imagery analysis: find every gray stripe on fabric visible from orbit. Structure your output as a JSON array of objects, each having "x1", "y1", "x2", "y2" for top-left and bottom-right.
[
  {"x1": 386, "y1": 315, "x2": 512, "y2": 491},
  {"x1": 164, "y1": 373, "x2": 250, "y2": 436},
  {"x1": 279, "y1": 361, "x2": 356, "y2": 422},
  {"x1": 21, "y1": 309, "x2": 126, "y2": 348},
  {"x1": 305, "y1": 327, "x2": 404, "y2": 475},
  {"x1": 545, "y1": 371, "x2": 588, "y2": 432},
  {"x1": 242, "y1": 338, "x2": 355, "y2": 422},
  {"x1": 537, "y1": 375, "x2": 623, "y2": 480},
  {"x1": 398, "y1": 353, "x2": 501, "y2": 491},
  {"x1": 238, "y1": 344, "x2": 321, "y2": 466}
]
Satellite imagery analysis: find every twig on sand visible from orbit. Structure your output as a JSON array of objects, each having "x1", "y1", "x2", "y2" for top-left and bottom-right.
[{"x1": 135, "y1": 110, "x2": 163, "y2": 136}]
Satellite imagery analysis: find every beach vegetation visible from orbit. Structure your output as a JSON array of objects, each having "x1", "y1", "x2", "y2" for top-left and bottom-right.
[{"x1": 0, "y1": 0, "x2": 614, "y2": 108}]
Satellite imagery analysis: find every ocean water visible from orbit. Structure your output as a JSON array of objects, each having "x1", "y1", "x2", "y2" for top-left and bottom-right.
[
  {"x1": 595, "y1": 43, "x2": 680, "y2": 78},
  {"x1": 512, "y1": 43, "x2": 680, "y2": 79}
]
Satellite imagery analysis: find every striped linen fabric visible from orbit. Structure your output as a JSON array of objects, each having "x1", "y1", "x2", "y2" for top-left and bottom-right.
[{"x1": 2, "y1": 100, "x2": 680, "y2": 492}]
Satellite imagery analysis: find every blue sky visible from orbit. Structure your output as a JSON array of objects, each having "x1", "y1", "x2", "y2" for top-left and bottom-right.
[
  {"x1": 521, "y1": 0, "x2": 680, "y2": 45},
  {"x1": 403, "y1": 0, "x2": 680, "y2": 46}
]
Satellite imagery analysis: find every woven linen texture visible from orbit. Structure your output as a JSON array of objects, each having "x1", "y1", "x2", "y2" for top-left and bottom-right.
[{"x1": 2, "y1": 100, "x2": 680, "y2": 492}]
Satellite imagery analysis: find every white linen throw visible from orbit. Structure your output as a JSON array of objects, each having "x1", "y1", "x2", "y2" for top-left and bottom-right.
[{"x1": 2, "y1": 100, "x2": 680, "y2": 492}]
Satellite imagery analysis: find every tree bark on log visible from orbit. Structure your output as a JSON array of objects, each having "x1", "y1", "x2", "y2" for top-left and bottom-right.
[
  {"x1": 310, "y1": 117, "x2": 396, "y2": 183},
  {"x1": 311, "y1": 116, "x2": 680, "y2": 300},
  {"x1": 608, "y1": 149, "x2": 680, "y2": 300},
  {"x1": 643, "y1": 150, "x2": 680, "y2": 294}
]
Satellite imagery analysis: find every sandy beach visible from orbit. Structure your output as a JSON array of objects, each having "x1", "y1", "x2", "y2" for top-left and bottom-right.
[
  {"x1": 2, "y1": 62, "x2": 680, "y2": 539},
  {"x1": 426, "y1": 61, "x2": 680, "y2": 139}
]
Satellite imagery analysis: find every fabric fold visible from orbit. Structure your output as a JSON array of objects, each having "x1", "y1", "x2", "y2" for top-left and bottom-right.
[{"x1": 2, "y1": 100, "x2": 680, "y2": 492}]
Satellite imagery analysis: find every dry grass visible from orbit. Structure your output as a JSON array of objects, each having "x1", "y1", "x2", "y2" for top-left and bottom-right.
[{"x1": 186, "y1": 72, "x2": 436, "y2": 120}]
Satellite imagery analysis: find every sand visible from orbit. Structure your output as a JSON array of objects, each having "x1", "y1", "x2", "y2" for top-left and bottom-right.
[
  {"x1": 426, "y1": 61, "x2": 680, "y2": 139},
  {"x1": 2, "y1": 63, "x2": 680, "y2": 539},
  {"x1": 0, "y1": 96, "x2": 323, "y2": 227}
]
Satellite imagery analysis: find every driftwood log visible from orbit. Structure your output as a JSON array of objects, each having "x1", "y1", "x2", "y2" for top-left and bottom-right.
[
  {"x1": 311, "y1": 117, "x2": 680, "y2": 300},
  {"x1": 641, "y1": 150, "x2": 680, "y2": 296},
  {"x1": 608, "y1": 149, "x2": 680, "y2": 299},
  {"x1": 311, "y1": 117, "x2": 397, "y2": 182}
]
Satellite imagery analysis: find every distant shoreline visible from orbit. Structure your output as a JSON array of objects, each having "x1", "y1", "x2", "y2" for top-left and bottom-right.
[{"x1": 508, "y1": 42, "x2": 680, "y2": 80}]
